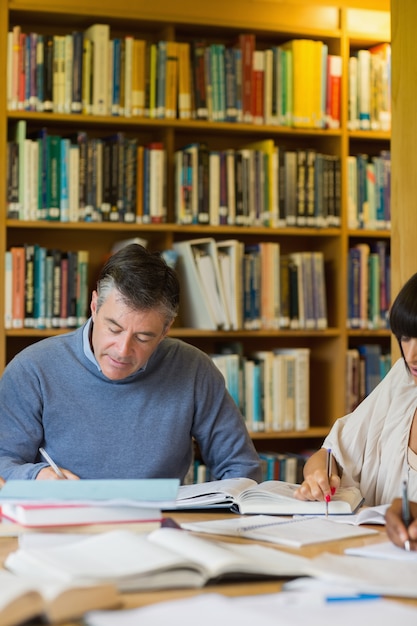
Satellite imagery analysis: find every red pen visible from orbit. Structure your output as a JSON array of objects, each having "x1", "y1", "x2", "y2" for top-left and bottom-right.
[{"x1": 325, "y1": 448, "x2": 332, "y2": 517}]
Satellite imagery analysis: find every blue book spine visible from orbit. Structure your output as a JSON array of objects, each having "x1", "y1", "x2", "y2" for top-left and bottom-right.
[
  {"x1": 112, "y1": 38, "x2": 121, "y2": 116},
  {"x1": 34, "y1": 245, "x2": 46, "y2": 329},
  {"x1": 60, "y1": 138, "x2": 70, "y2": 222}
]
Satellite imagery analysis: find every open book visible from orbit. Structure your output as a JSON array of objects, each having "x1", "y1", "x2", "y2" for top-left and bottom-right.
[
  {"x1": 4, "y1": 527, "x2": 309, "y2": 592},
  {"x1": 0, "y1": 569, "x2": 120, "y2": 626},
  {"x1": 174, "y1": 478, "x2": 364, "y2": 515}
]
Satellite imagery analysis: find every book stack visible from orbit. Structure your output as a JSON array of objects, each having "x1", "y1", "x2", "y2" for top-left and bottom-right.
[
  {"x1": 7, "y1": 25, "x2": 345, "y2": 130},
  {"x1": 346, "y1": 150, "x2": 391, "y2": 230},
  {"x1": 7, "y1": 121, "x2": 167, "y2": 224},
  {"x1": 348, "y1": 43, "x2": 391, "y2": 132},
  {"x1": 5, "y1": 246, "x2": 89, "y2": 330},
  {"x1": 347, "y1": 240, "x2": 391, "y2": 330},
  {"x1": 174, "y1": 237, "x2": 328, "y2": 333},
  {"x1": 345, "y1": 345, "x2": 391, "y2": 411},
  {"x1": 0, "y1": 478, "x2": 179, "y2": 529},
  {"x1": 3, "y1": 238, "x2": 151, "y2": 335},
  {"x1": 174, "y1": 141, "x2": 341, "y2": 228},
  {"x1": 209, "y1": 345, "x2": 310, "y2": 434}
]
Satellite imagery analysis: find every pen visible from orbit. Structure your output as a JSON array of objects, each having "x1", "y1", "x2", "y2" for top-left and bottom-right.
[
  {"x1": 39, "y1": 447, "x2": 67, "y2": 479},
  {"x1": 325, "y1": 594, "x2": 381, "y2": 603},
  {"x1": 325, "y1": 448, "x2": 332, "y2": 517},
  {"x1": 402, "y1": 478, "x2": 411, "y2": 551}
]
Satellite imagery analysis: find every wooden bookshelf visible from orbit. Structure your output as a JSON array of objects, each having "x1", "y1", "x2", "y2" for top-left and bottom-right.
[{"x1": 0, "y1": 0, "x2": 390, "y2": 452}]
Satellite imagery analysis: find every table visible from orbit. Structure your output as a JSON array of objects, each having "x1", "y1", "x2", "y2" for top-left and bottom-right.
[{"x1": 0, "y1": 511, "x2": 415, "y2": 625}]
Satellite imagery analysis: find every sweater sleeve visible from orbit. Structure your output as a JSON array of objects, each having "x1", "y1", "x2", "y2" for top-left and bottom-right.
[
  {"x1": 0, "y1": 357, "x2": 46, "y2": 480},
  {"x1": 190, "y1": 354, "x2": 262, "y2": 482}
]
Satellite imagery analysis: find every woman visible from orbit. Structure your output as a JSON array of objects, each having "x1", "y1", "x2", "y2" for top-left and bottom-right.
[{"x1": 294, "y1": 271, "x2": 417, "y2": 507}]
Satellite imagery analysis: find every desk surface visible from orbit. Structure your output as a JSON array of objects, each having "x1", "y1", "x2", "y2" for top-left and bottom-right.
[{"x1": 0, "y1": 511, "x2": 415, "y2": 625}]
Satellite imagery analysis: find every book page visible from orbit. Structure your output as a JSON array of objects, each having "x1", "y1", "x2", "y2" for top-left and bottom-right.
[
  {"x1": 0, "y1": 570, "x2": 44, "y2": 615},
  {"x1": 307, "y1": 552, "x2": 417, "y2": 598},
  {"x1": 345, "y1": 541, "x2": 417, "y2": 561},
  {"x1": 175, "y1": 477, "x2": 256, "y2": 507},
  {"x1": 148, "y1": 526, "x2": 308, "y2": 577},
  {"x1": 5, "y1": 529, "x2": 202, "y2": 591},
  {"x1": 236, "y1": 482, "x2": 363, "y2": 514}
]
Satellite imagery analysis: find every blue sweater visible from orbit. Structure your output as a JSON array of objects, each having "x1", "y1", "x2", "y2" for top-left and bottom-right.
[{"x1": 0, "y1": 322, "x2": 262, "y2": 482}]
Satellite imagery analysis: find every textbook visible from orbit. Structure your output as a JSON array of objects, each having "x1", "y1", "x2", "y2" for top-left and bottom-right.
[
  {"x1": 4, "y1": 527, "x2": 309, "y2": 592},
  {"x1": 0, "y1": 569, "x2": 120, "y2": 626},
  {"x1": 173, "y1": 478, "x2": 364, "y2": 515},
  {"x1": 0, "y1": 478, "x2": 180, "y2": 508},
  {"x1": 0, "y1": 502, "x2": 163, "y2": 528}
]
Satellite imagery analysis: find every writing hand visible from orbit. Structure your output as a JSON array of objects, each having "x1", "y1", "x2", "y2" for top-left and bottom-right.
[
  {"x1": 293, "y1": 448, "x2": 340, "y2": 501},
  {"x1": 294, "y1": 470, "x2": 340, "y2": 501},
  {"x1": 37, "y1": 467, "x2": 80, "y2": 480},
  {"x1": 386, "y1": 497, "x2": 417, "y2": 551}
]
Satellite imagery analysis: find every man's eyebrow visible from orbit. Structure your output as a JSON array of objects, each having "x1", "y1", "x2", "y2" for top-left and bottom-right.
[{"x1": 104, "y1": 317, "x2": 159, "y2": 337}]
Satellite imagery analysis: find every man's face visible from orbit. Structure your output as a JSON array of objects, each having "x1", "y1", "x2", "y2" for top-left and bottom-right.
[{"x1": 90, "y1": 289, "x2": 170, "y2": 381}]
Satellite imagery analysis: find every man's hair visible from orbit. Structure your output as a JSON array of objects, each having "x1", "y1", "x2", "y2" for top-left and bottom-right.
[
  {"x1": 96, "y1": 244, "x2": 180, "y2": 325},
  {"x1": 389, "y1": 272, "x2": 417, "y2": 365}
]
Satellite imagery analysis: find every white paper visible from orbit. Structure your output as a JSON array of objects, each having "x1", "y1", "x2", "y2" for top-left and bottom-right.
[
  {"x1": 84, "y1": 592, "x2": 417, "y2": 626},
  {"x1": 181, "y1": 514, "x2": 379, "y2": 547}
]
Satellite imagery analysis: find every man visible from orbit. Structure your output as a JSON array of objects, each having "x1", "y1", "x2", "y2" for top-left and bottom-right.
[{"x1": 0, "y1": 244, "x2": 262, "y2": 482}]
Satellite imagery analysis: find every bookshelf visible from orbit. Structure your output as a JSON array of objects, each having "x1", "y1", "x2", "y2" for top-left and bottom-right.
[{"x1": 0, "y1": 0, "x2": 390, "y2": 454}]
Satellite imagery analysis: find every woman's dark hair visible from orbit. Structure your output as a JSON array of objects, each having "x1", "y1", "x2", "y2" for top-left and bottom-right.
[
  {"x1": 96, "y1": 244, "x2": 180, "y2": 325},
  {"x1": 389, "y1": 272, "x2": 417, "y2": 362}
]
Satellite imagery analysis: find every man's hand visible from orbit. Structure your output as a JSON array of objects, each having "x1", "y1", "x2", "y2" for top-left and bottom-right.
[
  {"x1": 386, "y1": 497, "x2": 417, "y2": 550},
  {"x1": 36, "y1": 467, "x2": 80, "y2": 480}
]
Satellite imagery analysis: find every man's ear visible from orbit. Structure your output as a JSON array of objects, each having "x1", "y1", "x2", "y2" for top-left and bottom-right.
[
  {"x1": 162, "y1": 320, "x2": 174, "y2": 338},
  {"x1": 90, "y1": 290, "x2": 98, "y2": 319}
]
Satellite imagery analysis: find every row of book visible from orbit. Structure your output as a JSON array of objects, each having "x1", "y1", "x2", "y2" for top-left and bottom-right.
[
  {"x1": 345, "y1": 345, "x2": 391, "y2": 413},
  {"x1": 211, "y1": 347, "x2": 310, "y2": 434},
  {"x1": 347, "y1": 240, "x2": 390, "y2": 330},
  {"x1": 9, "y1": 121, "x2": 342, "y2": 228},
  {"x1": 348, "y1": 44, "x2": 391, "y2": 132},
  {"x1": 7, "y1": 25, "x2": 343, "y2": 129},
  {"x1": 4, "y1": 246, "x2": 89, "y2": 330},
  {"x1": 8, "y1": 121, "x2": 167, "y2": 223},
  {"x1": 175, "y1": 140, "x2": 341, "y2": 229},
  {"x1": 190, "y1": 450, "x2": 312, "y2": 484},
  {"x1": 174, "y1": 238, "x2": 328, "y2": 331},
  {"x1": 347, "y1": 150, "x2": 391, "y2": 231}
]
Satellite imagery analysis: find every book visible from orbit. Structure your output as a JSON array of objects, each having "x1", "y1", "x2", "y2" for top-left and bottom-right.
[
  {"x1": 173, "y1": 238, "x2": 229, "y2": 330},
  {"x1": 321, "y1": 503, "x2": 389, "y2": 526},
  {"x1": 4, "y1": 526, "x2": 309, "y2": 592},
  {"x1": 83, "y1": 24, "x2": 110, "y2": 115},
  {"x1": 173, "y1": 477, "x2": 364, "y2": 515},
  {"x1": 0, "y1": 569, "x2": 120, "y2": 626},
  {"x1": 1, "y1": 502, "x2": 163, "y2": 528},
  {"x1": 305, "y1": 551, "x2": 417, "y2": 599},
  {"x1": 181, "y1": 514, "x2": 378, "y2": 548},
  {"x1": 0, "y1": 478, "x2": 180, "y2": 507}
]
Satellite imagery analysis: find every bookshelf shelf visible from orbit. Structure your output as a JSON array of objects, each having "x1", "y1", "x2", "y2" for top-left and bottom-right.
[{"x1": 0, "y1": 0, "x2": 391, "y2": 453}]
